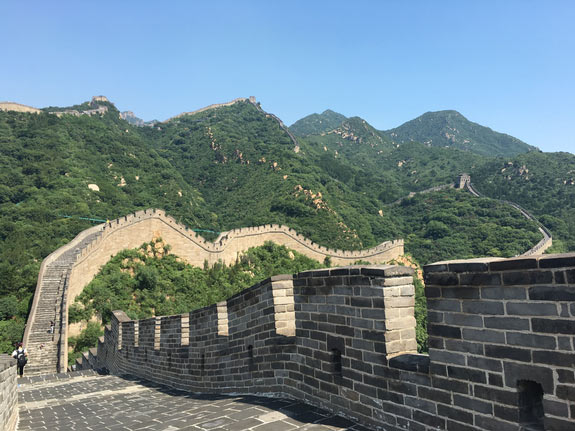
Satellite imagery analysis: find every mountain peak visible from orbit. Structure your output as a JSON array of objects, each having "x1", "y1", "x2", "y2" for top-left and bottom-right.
[
  {"x1": 385, "y1": 110, "x2": 536, "y2": 157},
  {"x1": 290, "y1": 109, "x2": 347, "y2": 136}
]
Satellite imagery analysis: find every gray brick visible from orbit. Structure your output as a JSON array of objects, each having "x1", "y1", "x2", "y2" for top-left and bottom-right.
[
  {"x1": 529, "y1": 285, "x2": 575, "y2": 301},
  {"x1": 444, "y1": 313, "x2": 483, "y2": 328},
  {"x1": 429, "y1": 349, "x2": 466, "y2": 366},
  {"x1": 506, "y1": 302, "x2": 558, "y2": 316},
  {"x1": 506, "y1": 332, "x2": 557, "y2": 349},
  {"x1": 481, "y1": 286, "x2": 526, "y2": 299},
  {"x1": 504, "y1": 362, "x2": 554, "y2": 393},
  {"x1": 427, "y1": 299, "x2": 461, "y2": 312},
  {"x1": 462, "y1": 301, "x2": 504, "y2": 315},
  {"x1": 462, "y1": 328, "x2": 505, "y2": 344},
  {"x1": 484, "y1": 316, "x2": 530, "y2": 330}
]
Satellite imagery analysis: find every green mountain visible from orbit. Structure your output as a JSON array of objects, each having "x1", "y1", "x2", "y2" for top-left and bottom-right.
[
  {"x1": 471, "y1": 151, "x2": 575, "y2": 251},
  {"x1": 290, "y1": 109, "x2": 347, "y2": 136},
  {"x1": 0, "y1": 101, "x2": 216, "y2": 350},
  {"x1": 2, "y1": 95, "x2": 570, "y2": 352},
  {"x1": 385, "y1": 110, "x2": 537, "y2": 157}
]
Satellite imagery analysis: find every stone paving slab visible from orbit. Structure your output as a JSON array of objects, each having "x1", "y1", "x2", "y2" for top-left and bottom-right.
[{"x1": 17, "y1": 374, "x2": 371, "y2": 431}]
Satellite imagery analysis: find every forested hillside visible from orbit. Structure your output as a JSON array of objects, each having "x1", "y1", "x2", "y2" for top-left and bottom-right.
[
  {"x1": 385, "y1": 110, "x2": 536, "y2": 157},
  {"x1": 0, "y1": 105, "x2": 213, "y2": 351},
  {"x1": 1, "y1": 96, "x2": 572, "y2": 352}
]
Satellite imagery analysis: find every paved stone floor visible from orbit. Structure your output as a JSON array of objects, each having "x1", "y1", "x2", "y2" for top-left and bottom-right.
[{"x1": 17, "y1": 372, "x2": 370, "y2": 430}]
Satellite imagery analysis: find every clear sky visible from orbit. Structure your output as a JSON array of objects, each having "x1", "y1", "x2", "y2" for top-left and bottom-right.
[{"x1": 1, "y1": 1, "x2": 573, "y2": 153}]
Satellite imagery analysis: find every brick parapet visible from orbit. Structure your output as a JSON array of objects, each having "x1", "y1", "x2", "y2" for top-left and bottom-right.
[
  {"x1": 89, "y1": 256, "x2": 575, "y2": 430},
  {"x1": 423, "y1": 253, "x2": 575, "y2": 430},
  {"x1": 0, "y1": 355, "x2": 18, "y2": 431},
  {"x1": 95, "y1": 266, "x2": 426, "y2": 429}
]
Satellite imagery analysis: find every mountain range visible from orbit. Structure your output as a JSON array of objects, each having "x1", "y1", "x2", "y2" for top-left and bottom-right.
[
  {"x1": 291, "y1": 108, "x2": 537, "y2": 157},
  {"x1": 1, "y1": 96, "x2": 574, "y2": 350},
  {"x1": 1, "y1": 94, "x2": 575, "y2": 354}
]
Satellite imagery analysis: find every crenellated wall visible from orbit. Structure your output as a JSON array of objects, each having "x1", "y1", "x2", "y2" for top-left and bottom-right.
[
  {"x1": 26, "y1": 208, "x2": 402, "y2": 375},
  {"x1": 68, "y1": 209, "x2": 403, "y2": 305},
  {"x1": 423, "y1": 254, "x2": 574, "y2": 430},
  {"x1": 88, "y1": 254, "x2": 575, "y2": 431}
]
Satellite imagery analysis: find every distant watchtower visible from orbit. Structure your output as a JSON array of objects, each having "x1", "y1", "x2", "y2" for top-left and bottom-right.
[
  {"x1": 456, "y1": 173, "x2": 471, "y2": 189},
  {"x1": 91, "y1": 96, "x2": 109, "y2": 106}
]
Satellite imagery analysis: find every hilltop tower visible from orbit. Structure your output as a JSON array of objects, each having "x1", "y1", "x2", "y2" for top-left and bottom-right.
[
  {"x1": 456, "y1": 172, "x2": 471, "y2": 189},
  {"x1": 91, "y1": 96, "x2": 109, "y2": 106}
]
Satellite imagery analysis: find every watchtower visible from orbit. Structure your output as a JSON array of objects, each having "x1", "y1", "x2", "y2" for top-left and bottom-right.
[{"x1": 456, "y1": 173, "x2": 471, "y2": 189}]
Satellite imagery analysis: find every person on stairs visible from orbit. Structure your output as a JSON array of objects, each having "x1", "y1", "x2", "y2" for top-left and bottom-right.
[{"x1": 12, "y1": 342, "x2": 28, "y2": 377}]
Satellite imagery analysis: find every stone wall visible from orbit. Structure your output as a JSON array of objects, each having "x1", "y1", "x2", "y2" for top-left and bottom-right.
[
  {"x1": 26, "y1": 208, "x2": 402, "y2": 375},
  {"x1": 166, "y1": 97, "x2": 251, "y2": 121},
  {"x1": 423, "y1": 254, "x2": 574, "y2": 430},
  {"x1": 90, "y1": 254, "x2": 575, "y2": 431},
  {"x1": 0, "y1": 356, "x2": 18, "y2": 431},
  {"x1": 69, "y1": 209, "x2": 403, "y2": 307},
  {"x1": 92, "y1": 265, "x2": 418, "y2": 427},
  {"x1": 0, "y1": 102, "x2": 41, "y2": 113}
]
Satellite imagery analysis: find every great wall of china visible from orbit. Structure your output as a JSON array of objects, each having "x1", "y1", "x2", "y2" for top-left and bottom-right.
[
  {"x1": 71, "y1": 253, "x2": 575, "y2": 430},
  {"x1": 20, "y1": 172, "x2": 554, "y2": 379},
  {"x1": 22, "y1": 209, "x2": 404, "y2": 376},
  {"x1": 1, "y1": 98, "x2": 569, "y2": 430}
]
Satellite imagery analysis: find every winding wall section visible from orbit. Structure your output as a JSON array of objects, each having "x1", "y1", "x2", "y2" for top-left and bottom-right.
[
  {"x1": 25, "y1": 209, "x2": 403, "y2": 375},
  {"x1": 464, "y1": 178, "x2": 553, "y2": 255}
]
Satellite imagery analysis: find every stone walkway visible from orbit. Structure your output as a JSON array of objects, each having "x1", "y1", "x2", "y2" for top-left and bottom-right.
[{"x1": 17, "y1": 372, "x2": 370, "y2": 431}]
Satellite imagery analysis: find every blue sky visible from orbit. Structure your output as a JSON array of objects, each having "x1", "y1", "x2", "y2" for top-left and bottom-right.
[{"x1": 1, "y1": 1, "x2": 573, "y2": 153}]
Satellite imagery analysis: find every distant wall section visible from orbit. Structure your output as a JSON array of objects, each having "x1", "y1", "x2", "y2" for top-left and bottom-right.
[
  {"x1": 63, "y1": 209, "x2": 402, "y2": 368},
  {"x1": 69, "y1": 209, "x2": 403, "y2": 303}
]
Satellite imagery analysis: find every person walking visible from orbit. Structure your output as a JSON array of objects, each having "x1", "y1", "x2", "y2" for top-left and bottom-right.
[{"x1": 11, "y1": 342, "x2": 28, "y2": 377}]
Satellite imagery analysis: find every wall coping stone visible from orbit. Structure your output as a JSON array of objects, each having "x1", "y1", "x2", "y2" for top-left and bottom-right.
[
  {"x1": 425, "y1": 252, "x2": 575, "y2": 274},
  {"x1": 0, "y1": 355, "x2": 15, "y2": 372},
  {"x1": 296, "y1": 265, "x2": 414, "y2": 278}
]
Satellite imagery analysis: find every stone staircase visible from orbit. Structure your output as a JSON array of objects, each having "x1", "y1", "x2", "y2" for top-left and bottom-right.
[{"x1": 24, "y1": 230, "x2": 103, "y2": 376}]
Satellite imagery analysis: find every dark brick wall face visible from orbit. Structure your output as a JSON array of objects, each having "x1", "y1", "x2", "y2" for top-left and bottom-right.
[
  {"x1": 424, "y1": 254, "x2": 575, "y2": 431},
  {"x1": 92, "y1": 255, "x2": 575, "y2": 431}
]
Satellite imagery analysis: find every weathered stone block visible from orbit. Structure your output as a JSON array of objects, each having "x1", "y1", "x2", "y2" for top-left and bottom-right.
[
  {"x1": 480, "y1": 286, "x2": 526, "y2": 300},
  {"x1": 506, "y1": 332, "x2": 557, "y2": 349},
  {"x1": 485, "y1": 345, "x2": 531, "y2": 362},
  {"x1": 459, "y1": 272, "x2": 501, "y2": 286},
  {"x1": 462, "y1": 328, "x2": 505, "y2": 344},
  {"x1": 441, "y1": 287, "x2": 480, "y2": 299},
  {"x1": 428, "y1": 324, "x2": 461, "y2": 339},
  {"x1": 484, "y1": 316, "x2": 530, "y2": 331},
  {"x1": 489, "y1": 258, "x2": 537, "y2": 271},
  {"x1": 529, "y1": 285, "x2": 575, "y2": 301},
  {"x1": 462, "y1": 301, "x2": 504, "y2": 315},
  {"x1": 506, "y1": 302, "x2": 558, "y2": 316},
  {"x1": 427, "y1": 299, "x2": 461, "y2": 312},
  {"x1": 444, "y1": 313, "x2": 483, "y2": 328},
  {"x1": 532, "y1": 318, "x2": 575, "y2": 334}
]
